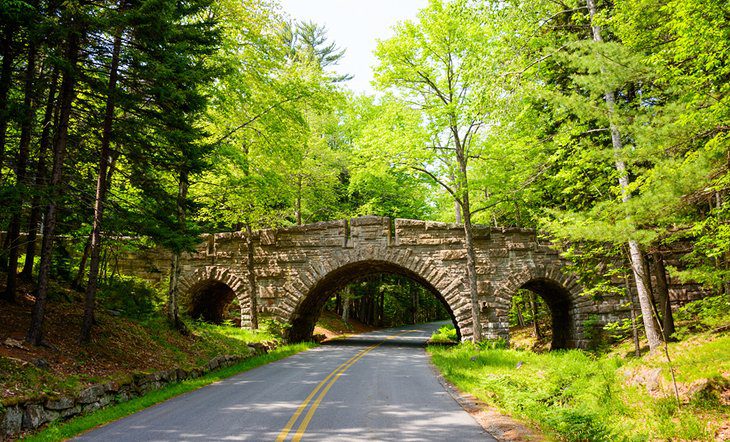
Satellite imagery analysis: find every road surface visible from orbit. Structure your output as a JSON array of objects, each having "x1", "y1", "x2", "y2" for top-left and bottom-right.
[{"x1": 78, "y1": 322, "x2": 496, "y2": 441}]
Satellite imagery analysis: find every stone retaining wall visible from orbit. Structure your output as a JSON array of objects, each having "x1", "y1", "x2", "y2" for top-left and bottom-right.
[{"x1": 0, "y1": 343, "x2": 273, "y2": 440}]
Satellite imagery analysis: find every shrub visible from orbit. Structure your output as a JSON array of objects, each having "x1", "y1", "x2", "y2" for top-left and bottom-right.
[
  {"x1": 430, "y1": 324, "x2": 458, "y2": 342},
  {"x1": 97, "y1": 276, "x2": 163, "y2": 319},
  {"x1": 673, "y1": 294, "x2": 730, "y2": 339}
]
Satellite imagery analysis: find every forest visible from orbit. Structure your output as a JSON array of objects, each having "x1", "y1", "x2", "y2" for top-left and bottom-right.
[{"x1": 0, "y1": 0, "x2": 727, "y2": 353}]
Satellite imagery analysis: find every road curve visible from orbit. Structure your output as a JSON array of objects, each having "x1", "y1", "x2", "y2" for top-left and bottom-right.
[{"x1": 77, "y1": 322, "x2": 496, "y2": 441}]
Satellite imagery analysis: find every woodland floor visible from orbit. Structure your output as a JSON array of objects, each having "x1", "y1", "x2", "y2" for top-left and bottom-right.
[{"x1": 0, "y1": 278, "x2": 274, "y2": 402}]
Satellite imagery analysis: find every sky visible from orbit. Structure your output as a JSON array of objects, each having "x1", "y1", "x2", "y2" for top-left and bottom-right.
[{"x1": 277, "y1": 0, "x2": 428, "y2": 95}]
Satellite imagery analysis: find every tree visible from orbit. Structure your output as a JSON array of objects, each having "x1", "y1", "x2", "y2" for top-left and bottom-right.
[
  {"x1": 3, "y1": 0, "x2": 40, "y2": 301},
  {"x1": 80, "y1": 1, "x2": 125, "y2": 343},
  {"x1": 373, "y1": 0, "x2": 496, "y2": 340},
  {"x1": 584, "y1": 0, "x2": 662, "y2": 349},
  {"x1": 27, "y1": 3, "x2": 85, "y2": 345}
]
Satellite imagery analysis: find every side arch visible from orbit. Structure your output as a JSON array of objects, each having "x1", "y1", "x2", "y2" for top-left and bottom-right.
[
  {"x1": 278, "y1": 248, "x2": 472, "y2": 342},
  {"x1": 179, "y1": 266, "x2": 249, "y2": 325},
  {"x1": 493, "y1": 264, "x2": 584, "y2": 349}
]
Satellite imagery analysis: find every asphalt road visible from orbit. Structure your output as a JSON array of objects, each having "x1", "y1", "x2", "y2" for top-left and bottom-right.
[{"x1": 77, "y1": 322, "x2": 496, "y2": 441}]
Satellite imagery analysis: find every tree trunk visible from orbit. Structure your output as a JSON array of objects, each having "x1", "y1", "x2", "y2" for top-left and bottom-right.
[
  {"x1": 411, "y1": 285, "x2": 418, "y2": 324},
  {"x1": 22, "y1": 68, "x2": 59, "y2": 281},
  {"x1": 0, "y1": 23, "x2": 16, "y2": 185},
  {"x1": 461, "y1": 197, "x2": 482, "y2": 341},
  {"x1": 529, "y1": 292, "x2": 542, "y2": 339},
  {"x1": 81, "y1": 28, "x2": 122, "y2": 344},
  {"x1": 295, "y1": 174, "x2": 302, "y2": 225},
  {"x1": 245, "y1": 224, "x2": 258, "y2": 329},
  {"x1": 624, "y1": 274, "x2": 642, "y2": 357},
  {"x1": 378, "y1": 290, "x2": 384, "y2": 326},
  {"x1": 454, "y1": 129, "x2": 483, "y2": 341},
  {"x1": 652, "y1": 252, "x2": 675, "y2": 339},
  {"x1": 167, "y1": 169, "x2": 189, "y2": 333},
  {"x1": 341, "y1": 286, "x2": 350, "y2": 322},
  {"x1": 586, "y1": 0, "x2": 663, "y2": 350},
  {"x1": 27, "y1": 23, "x2": 81, "y2": 345},
  {"x1": 627, "y1": 241, "x2": 663, "y2": 349},
  {"x1": 72, "y1": 236, "x2": 91, "y2": 289},
  {"x1": 515, "y1": 298, "x2": 525, "y2": 327},
  {"x1": 3, "y1": 40, "x2": 37, "y2": 302}
]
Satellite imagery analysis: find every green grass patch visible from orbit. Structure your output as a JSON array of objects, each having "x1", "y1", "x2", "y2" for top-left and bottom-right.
[
  {"x1": 429, "y1": 323, "x2": 458, "y2": 343},
  {"x1": 23, "y1": 342, "x2": 316, "y2": 442},
  {"x1": 428, "y1": 335, "x2": 729, "y2": 442}
]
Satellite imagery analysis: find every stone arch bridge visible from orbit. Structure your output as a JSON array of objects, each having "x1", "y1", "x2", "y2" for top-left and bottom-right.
[{"x1": 119, "y1": 216, "x2": 626, "y2": 348}]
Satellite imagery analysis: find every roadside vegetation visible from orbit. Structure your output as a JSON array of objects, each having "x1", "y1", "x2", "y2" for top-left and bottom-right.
[
  {"x1": 429, "y1": 295, "x2": 730, "y2": 441},
  {"x1": 0, "y1": 277, "x2": 281, "y2": 402},
  {"x1": 23, "y1": 342, "x2": 315, "y2": 442}
]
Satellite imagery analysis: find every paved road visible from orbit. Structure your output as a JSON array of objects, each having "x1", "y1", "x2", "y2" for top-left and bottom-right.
[{"x1": 78, "y1": 322, "x2": 496, "y2": 441}]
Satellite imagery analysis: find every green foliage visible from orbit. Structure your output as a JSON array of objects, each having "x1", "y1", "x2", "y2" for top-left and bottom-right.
[
  {"x1": 429, "y1": 344, "x2": 623, "y2": 441},
  {"x1": 97, "y1": 276, "x2": 164, "y2": 319},
  {"x1": 672, "y1": 295, "x2": 730, "y2": 339},
  {"x1": 429, "y1": 335, "x2": 730, "y2": 441},
  {"x1": 259, "y1": 318, "x2": 292, "y2": 341},
  {"x1": 430, "y1": 324, "x2": 459, "y2": 343},
  {"x1": 603, "y1": 318, "x2": 636, "y2": 342}
]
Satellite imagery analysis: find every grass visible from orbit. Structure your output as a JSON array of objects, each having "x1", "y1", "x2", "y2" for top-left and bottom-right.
[
  {"x1": 428, "y1": 323, "x2": 459, "y2": 343},
  {"x1": 428, "y1": 325, "x2": 729, "y2": 441},
  {"x1": 23, "y1": 342, "x2": 316, "y2": 442}
]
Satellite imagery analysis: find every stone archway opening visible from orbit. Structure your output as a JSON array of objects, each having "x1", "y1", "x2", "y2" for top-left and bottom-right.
[
  {"x1": 187, "y1": 279, "x2": 239, "y2": 325},
  {"x1": 511, "y1": 278, "x2": 574, "y2": 350},
  {"x1": 287, "y1": 260, "x2": 461, "y2": 343}
]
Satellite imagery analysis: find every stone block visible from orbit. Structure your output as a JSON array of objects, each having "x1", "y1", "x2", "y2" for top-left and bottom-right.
[
  {"x1": 45, "y1": 396, "x2": 75, "y2": 411},
  {"x1": 439, "y1": 249, "x2": 467, "y2": 261},
  {"x1": 22, "y1": 404, "x2": 59, "y2": 429},
  {"x1": 59, "y1": 405, "x2": 81, "y2": 419},
  {"x1": 77, "y1": 384, "x2": 106, "y2": 404},
  {"x1": 176, "y1": 368, "x2": 189, "y2": 381},
  {"x1": 82, "y1": 402, "x2": 101, "y2": 414},
  {"x1": 98, "y1": 395, "x2": 113, "y2": 408},
  {"x1": 1, "y1": 406, "x2": 22, "y2": 436}
]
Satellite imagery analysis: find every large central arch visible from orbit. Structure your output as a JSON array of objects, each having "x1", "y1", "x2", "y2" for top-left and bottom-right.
[{"x1": 287, "y1": 259, "x2": 462, "y2": 342}]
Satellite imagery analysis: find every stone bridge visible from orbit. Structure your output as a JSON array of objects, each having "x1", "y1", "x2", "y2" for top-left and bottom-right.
[{"x1": 118, "y1": 216, "x2": 628, "y2": 348}]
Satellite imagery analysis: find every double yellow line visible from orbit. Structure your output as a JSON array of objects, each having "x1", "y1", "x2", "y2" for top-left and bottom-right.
[{"x1": 275, "y1": 331, "x2": 414, "y2": 442}]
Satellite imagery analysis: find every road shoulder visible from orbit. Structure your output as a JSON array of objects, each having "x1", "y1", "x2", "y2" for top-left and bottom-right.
[{"x1": 429, "y1": 358, "x2": 546, "y2": 442}]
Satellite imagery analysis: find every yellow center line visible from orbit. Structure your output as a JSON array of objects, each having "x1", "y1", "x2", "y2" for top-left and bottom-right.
[
  {"x1": 285, "y1": 330, "x2": 417, "y2": 442},
  {"x1": 275, "y1": 344, "x2": 374, "y2": 442}
]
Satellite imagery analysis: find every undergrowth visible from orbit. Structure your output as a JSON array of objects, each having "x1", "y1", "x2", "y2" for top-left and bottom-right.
[
  {"x1": 429, "y1": 324, "x2": 458, "y2": 343},
  {"x1": 429, "y1": 295, "x2": 730, "y2": 441}
]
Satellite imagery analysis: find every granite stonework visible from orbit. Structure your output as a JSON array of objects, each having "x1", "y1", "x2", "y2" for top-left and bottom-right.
[
  {"x1": 111, "y1": 216, "x2": 639, "y2": 348},
  {"x1": 0, "y1": 350, "x2": 268, "y2": 440}
]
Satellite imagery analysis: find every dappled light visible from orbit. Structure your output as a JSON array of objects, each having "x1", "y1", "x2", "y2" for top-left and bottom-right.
[
  {"x1": 511, "y1": 278, "x2": 574, "y2": 350},
  {"x1": 287, "y1": 260, "x2": 459, "y2": 343}
]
